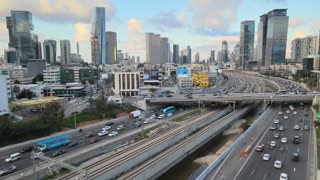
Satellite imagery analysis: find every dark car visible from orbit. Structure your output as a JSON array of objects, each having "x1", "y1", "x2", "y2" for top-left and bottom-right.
[
  {"x1": 293, "y1": 136, "x2": 300, "y2": 144},
  {"x1": 20, "y1": 146, "x2": 34, "y2": 153},
  {"x1": 0, "y1": 165, "x2": 16, "y2": 176},
  {"x1": 51, "y1": 150, "x2": 66, "y2": 157},
  {"x1": 90, "y1": 138, "x2": 100, "y2": 144},
  {"x1": 105, "y1": 122, "x2": 114, "y2": 126},
  {"x1": 166, "y1": 95, "x2": 173, "y2": 97},
  {"x1": 187, "y1": 96, "x2": 193, "y2": 99},
  {"x1": 68, "y1": 141, "x2": 78, "y2": 147},
  {"x1": 292, "y1": 152, "x2": 300, "y2": 161},
  {"x1": 85, "y1": 133, "x2": 94, "y2": 138}
]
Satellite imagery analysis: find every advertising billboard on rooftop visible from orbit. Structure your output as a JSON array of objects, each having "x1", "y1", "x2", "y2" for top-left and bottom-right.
[{"x1": 177, "y1": 68, "x2": 189, "y2": 77}]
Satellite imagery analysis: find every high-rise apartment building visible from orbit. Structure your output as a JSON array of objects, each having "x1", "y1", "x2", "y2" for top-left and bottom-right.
[
  {"x1": 195, "y1": 52, "x2": 200, "y2": 63},
  {"x1": 210, "y1": 50, "x2": 215, "y2": 63},
  {"x1": 91, "y1": 7, "x2": 106, "y2": 65},
  {"x1": 60, "y1": 40, "x2": 71, "y2": 66},
  {"x1": 222, "y1": 41, "x2": 228, "y2": 63},
  {"x1": 187, "y1": 46, "x2": 192, "y2": 64},
  {"x1": 35, "y1": 41, "x2": 42, "y2": 59},
  {"x1": 173, "y1": 44, "x2": 179, "y2": 64},
  {"x1": 106, "y1": 31, "x2": 117, "y2": 64},
  {"x1": 161, "y1": 37, "x2": 169, "y2": 64},
  {"x1": 146, "y1": 33, "x2": 161, "y2": 65},
  {"x1": 291, "y1": 36, "x2": 320, "y2": 63},
  {"x1": 43, "y1": 40, "x2": 56, "y2": 65},
  {"x1": 264, "y1": 9, "x2": 289, "y2": 66},
  {"x1": 4, "y1": 48, "x2": 21, "y2": 64},
  {"x1": 256, "y1": 14, "x2": 268, "y2": 67},
  {"x1": 233, "y1": 44, "x2": 240, "y2": 65},
  {"x1": 239, "y1": 21, "x2": 255, "y2": 69},
  {"x1": 6, "y1": 10, "x2": 38, "y2": 66}
]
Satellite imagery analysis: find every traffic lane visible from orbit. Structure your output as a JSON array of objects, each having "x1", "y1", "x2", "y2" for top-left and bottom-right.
[{"x1": 235, "y1": 104, "x2": 310, "y2": 180}]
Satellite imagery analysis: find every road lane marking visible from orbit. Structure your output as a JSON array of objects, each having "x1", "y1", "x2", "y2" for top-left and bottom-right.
[
  {"x1": 297, "y1": 148, "x2": 299, "y2": 152},
  {"x1": 294, "y1": 167, "x2": 296, "y2": 172},
  {"x1": 262, "y1": 174, "x2": 267, "y2": 180},
  {"x1": 0, "y1": 156, "x2": 8, "y2": 160},
  {"x1": 250, "y1": 169, "x2": 255, "y2": 176}
]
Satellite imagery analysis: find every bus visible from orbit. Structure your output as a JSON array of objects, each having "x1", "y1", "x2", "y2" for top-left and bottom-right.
[
  {"x1": 37, "y1": 135, "x2": 71, "y2": 152},
  {"x1": 162, "y1": 106, "x2": 176, "y2": 114}
]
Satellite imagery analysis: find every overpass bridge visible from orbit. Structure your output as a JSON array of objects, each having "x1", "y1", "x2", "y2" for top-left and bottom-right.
[{"x1": 147, "y1": 93, "x2": 315, "y2": 104}]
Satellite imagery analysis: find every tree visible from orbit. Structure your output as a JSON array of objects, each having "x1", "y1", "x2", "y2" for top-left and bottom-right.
[
  {"x1": 40, "y1": 102, "x2": 65, "y2": 131},
  {"x1": 89, "y1": 79, "x2": 95, "y2": 85},
  {"x1": 32, "y1": 74, "x2": 43, "y2": 84},
  {"x1": 14, "y1": 80, "x2": 20, "y2": 84},
  {"x1": 17, "y1": 89, "x2": 34, "y2": 99},
  {"x1": 12, "y1": 86, "x2": 20, "y2": 97}
]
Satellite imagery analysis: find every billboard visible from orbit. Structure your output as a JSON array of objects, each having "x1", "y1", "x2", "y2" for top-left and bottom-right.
[
  {"x1": 144, "y1": 69, "x2": 159, "y2": 80},
  {"x1": 177, "y1": 68, "x2": 189, "y2": 77}
]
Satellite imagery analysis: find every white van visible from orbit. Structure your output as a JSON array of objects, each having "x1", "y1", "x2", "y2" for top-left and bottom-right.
[{"x1": 5, "y1": 153, "x2": 21, "y2": 163}]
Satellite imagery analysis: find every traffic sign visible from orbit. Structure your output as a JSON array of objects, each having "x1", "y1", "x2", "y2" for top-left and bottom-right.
[{"x1": 316, "y1": 112, "x2": 320, "y2": 119}]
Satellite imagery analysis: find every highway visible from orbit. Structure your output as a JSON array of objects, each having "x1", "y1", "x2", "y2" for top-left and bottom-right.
[{"x1": 205, "y1": 103, "x2": 312, "y2": 180}]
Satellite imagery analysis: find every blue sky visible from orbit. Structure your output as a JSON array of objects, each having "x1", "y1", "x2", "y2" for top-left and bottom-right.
[{"x1": 0, "y1": 0, "x2": 319, "y2": 62}]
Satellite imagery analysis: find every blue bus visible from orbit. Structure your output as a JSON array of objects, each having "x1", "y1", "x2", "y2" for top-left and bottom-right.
[
  {"x1": 37, "y1": 134, "x2": 71, "y2": 151},
  {"x1": 162, "y1": 106, "x2": 176, "y2": 114}
]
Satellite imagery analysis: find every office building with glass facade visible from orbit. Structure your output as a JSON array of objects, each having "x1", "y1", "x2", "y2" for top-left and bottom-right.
[
  {"x1": 240, "y1": 20, "x2": 255, "y2": 69},
  {"x1": 91, "y1": 7, "x2": 106, "y2": 65}
]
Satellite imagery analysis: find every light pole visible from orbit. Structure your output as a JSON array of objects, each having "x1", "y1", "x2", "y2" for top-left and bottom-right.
[{"x1": 73, "y1": 112, "x2": 78, "y2": 129}]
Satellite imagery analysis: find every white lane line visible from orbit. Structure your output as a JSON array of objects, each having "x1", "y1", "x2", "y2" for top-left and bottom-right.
[
  {"x1": 297, "y1": 148, "x2": 299, "y2": 152},
  {"x1": 262, "y1": 174, "x2": 267, "y2": 180},
  {"x1": 294, "y1": 167, "x2": 296, "y2": 173},
  {"x1": 250, "y1": 169, "x2": 255, "y2": 176}
]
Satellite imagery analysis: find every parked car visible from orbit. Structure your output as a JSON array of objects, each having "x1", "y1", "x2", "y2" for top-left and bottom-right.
[{"x1": 0, "y1": 165, "x2": 16, "y2": 176}]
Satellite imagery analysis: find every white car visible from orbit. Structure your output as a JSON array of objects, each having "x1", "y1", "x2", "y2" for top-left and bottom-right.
[
  {"x1": 279, "y1": 126, "x2": 285, "y2": 131},
  {"x1": 278, "y1": 111, "x2": 283, "y2": 115},
  {"x1": 158, "y1": 114, "x2": 165, "y2": 119},
  {"x1": 98, "y1": 130, "x2": 108, "y2": 137},
  {"x1": 274, "y1": 119, "x2": 280, "y2": 124},
  {"x1": 294, "y1": 125, "x2": 300, "y2": 130},
  {"x1": 293, "y1": 111, "x2": 297, "y2": 115},
  {"x1": 279, "y1": 173, "x2": 288, "y2": 180},
  {"x1": 108, "y1": 131, "x2": 118, "y2": 137},
  {"x1": 286, "y1": 110, "x2": 290, "y2": 114},
  {"x1": 143, "y1": 119, "x2": 151, "y2": 124},
  {"x1": 274, "y1": 160, "x2": 283, "y2": 169},
  {"x1": 262, "y1": 154, "x2": 271, "y2": 161},
  {"x1": 149, "y1": 115, "x2": 156, "y2": 119},
  {"x1": 102, "y1": 126, "x2": 111, "y2": 131},
  {"x1": 167, "y1": 113, "x2": 173, "y2": 117},
  {"x1": 5, "y1": 153, "x2": 21, "y2": 163},
  {"x1": 270, "y1": 141, "x2": 276, "y2": 147},
  {"x1": 281, "y1": 137, "x2": 287, "y2": 143},
  {"x1": 283, "y1": 116, "x2": 288, "y2": 119}
]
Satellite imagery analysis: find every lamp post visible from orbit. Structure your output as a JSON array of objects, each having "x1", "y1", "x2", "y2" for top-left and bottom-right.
[{"x1": 72, "y1": 112, "x2": 78, "y2": 129}]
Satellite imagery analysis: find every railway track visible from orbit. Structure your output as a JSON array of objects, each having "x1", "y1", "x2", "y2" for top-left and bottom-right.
[{"x1": 57, "y1": 109, "x2": 225, "y2": 180}]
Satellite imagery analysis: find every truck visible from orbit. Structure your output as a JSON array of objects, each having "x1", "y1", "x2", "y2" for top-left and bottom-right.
[
  {"x1": 129, "y1": 110, "x2": 141, "y2": 119},
  {"x1": 37, "y1": 135, "x2": 71, "y2": 152}
]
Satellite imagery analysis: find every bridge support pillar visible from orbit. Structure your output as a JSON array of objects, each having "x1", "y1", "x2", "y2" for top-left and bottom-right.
[{"x1": 233, "y1": 101, "x2": 236, "y2": 111}]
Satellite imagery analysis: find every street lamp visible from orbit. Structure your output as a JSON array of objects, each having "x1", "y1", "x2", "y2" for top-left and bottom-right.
[{"x1": 72, "y1": 112, "x2": 79, "y2": 129}]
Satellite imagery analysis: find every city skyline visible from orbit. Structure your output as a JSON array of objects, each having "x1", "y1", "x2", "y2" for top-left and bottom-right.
[{"x1": 0, "y1": 0, "x2": 319, "y2": 63}]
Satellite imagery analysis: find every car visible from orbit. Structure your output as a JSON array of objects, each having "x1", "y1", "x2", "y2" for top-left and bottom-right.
[
  {"x1": 278, "y1": 111, "x2": 283, "y2": 115},
  {"x1": 117, "y1": 124, "x2": 125, "y2": 130},
  {"x1": 108, "y1": 131, "x2": 118, "y2": 137},
  {"x1": 143, "y1": 119, "x2": 152, "y2": 124},
  {"x1": 294, "y1": 125, "x2": 300, "y2": 130},
  {"x1": 283, "y1": 116, "x2": 288, "y2": 120},
  {"x1": 20, "y1": 146, "x2": 34, "y2": 153},
  {"x1": 298, "y1": 118, "x2": 303, "y2": 122},
  {"x1": 274, "y1": 133, "x2": 280, "y2": 139},
  {"x1": 256, "y1": 144, "x2": 264, "y2": 152},
  {"x1": 293, "y1": 136, "x2": 300, "y2": 144},
  {"x1": 292, "y1": 152, "x2": 300, "y2": 161},
  {"x1": 262, "y1": 154, "x2": 271, "y2": 161},
  {"x1": 149, "y1": 114, "x2": 156, "y2": 119},
  {"x1": 187, "y1": 96, "x2": 193, "y2": 99},
  {"x1": 270, "y1": 141, "x2": 276, "y2": 147},
  {"x1": 102, "y1": 126, "x2": 112, "y2": 131},
  {"x1": 158, "y1": 114, "x2": 165, "y2": 119},
  {"x1": 304, "y1": 112, "x2": 309, "y2": 116},
  {"x1": 270, "y1": 126, "x2": 276, "y2": 131},
  {"x1": 85, "y1": 133, "x2": 94, "y2": 138},
  {"x1": 31, "y1": 151, "x2": 44, "y2": 159},
  {"x1": 98, "y1": 130, "x2": 108, "y2": 137},
  {"x1": 293, "y1": 111, "x2": 298, "y2": 115},
  {"x1": 279, "y1": 126, "x2": 285, "y2": 131},
  {"x1": 90, "y1": 138, "x2": 100, "y2": 144},
  {"x1": 0, "y1": 165, "x2": 16, "y2": 176},
  {"x1": 281, "y1": 137, "x2": 287, "y2": 143},
  {"x1": 286, "y1": 110, "x2": 290, "y2": 114},
  {"x1": 166, "y1": 95, "x2": 173, "y2": 97},
  {"x1": 105, "y1": 122, "x2": 114, "y2": 126},
  {"x1": 279, "y1": 173, "x2": 288, "y2": 180},
  {"x1": 68, "y1": 141, "x2": 78, "y2": 147},
  {"x1": 179, "y1": 108, "x2": 183, "y2": 112},
  {"x1": 51, "y1": 150, "x2": 66, "y2": 157},
  {"x1": 167, "y1": 113, "x2": 173, "y2": 117},
  {"x1": 5, "y1": 153, "x2": 21, "y2": 163},
  {"x1": 274, "y1": 119, "x2": 280, "y2": 124},
  {"x1": 304, "y1": 125, "x2": 310, "y2": 131},
  {"x1": 274, "y1": 160, "x2": 283, "y2": 169}
]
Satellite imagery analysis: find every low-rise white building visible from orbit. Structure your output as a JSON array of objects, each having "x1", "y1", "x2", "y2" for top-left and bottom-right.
[
  {"x1": 112, "y1": 70, "x2": 141, "y2": 96},
  {"x1": 43, "y1": 67, "x2": 60, "y2": 84},
  {"x1": 178, "y1": 77, "x2": 193, "y2": 89}
]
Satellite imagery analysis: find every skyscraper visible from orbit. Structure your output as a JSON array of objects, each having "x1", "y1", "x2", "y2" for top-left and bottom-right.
[
  {"x1": 195, "y1": 52, "x2": 200, "y2": 63},
  {"x1": 6, "y1": 10, "x2": 38, "y2": 66},
  {"x1": 106, "y1": 31, "x2": 117, "y2": 64},
  {"x1": 146, "y1": 33, "x2": 161, "y2": 65},
  {"x1": 91, "y1": 7, "x2": 106, "y2": 65},
  {"x1": 256, "y1": 14, "x2": 268, "y2": 67},
  {"x1": 264, "y1": 9, "x2": 289, "y2": 66},
  {"x1": 161, "y1": 37, "x2": 169, "y2": 64},
  {"x1": 240, "y1": 20, "x2": 255, "y2": 69},
  {"x1": 222, "y1": 41, "x2": 228, "y2": 63},
  {"x1": 173, "y1": 44, "x2": 179, "y2": 64},
  {"x1": 210, "y1": 50, "x2": 215, "y2": 63},
  {"x1": 187, "y1": 46, "x2": 192, "y2": 64},
  {"x1": 43, "y1": 40, "x2": 57, "y2": 65},
  {"x1": 233, "y1": 44, "x2": 240, "y2": 65},
  {"x1": 4, "y1": 48, "x2": 21, "y2": 64},
  {"x1": 60, "y1": 40, "x2": 71, "y2": 66},
  {"x1": 35, "y1": 42, "x2": 42, "y2": 59},
  {"x1": 291, "y1": 36, "x2": 320, "y2": 63}
]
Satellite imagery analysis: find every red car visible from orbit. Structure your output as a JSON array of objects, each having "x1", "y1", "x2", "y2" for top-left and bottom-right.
[
  {"x1": 85, "y1": 133, "x2": 94, "y2": 138},
  {"x1": 90, "y1": 138, "x2": 100, "y2": 144}
]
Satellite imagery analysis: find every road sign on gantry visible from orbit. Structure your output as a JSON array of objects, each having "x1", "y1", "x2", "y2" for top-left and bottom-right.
[{"x1": 316, "y1": 112, "x2": 320, "y2": 119}]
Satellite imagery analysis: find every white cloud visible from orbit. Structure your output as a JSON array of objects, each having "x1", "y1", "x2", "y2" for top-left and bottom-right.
[
  {"x1": 0, "y1": 0, "x2": 115, "y2": 23},
  {"x1": 125, "y1": 18, "x2": 145, "y2": 61}
]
